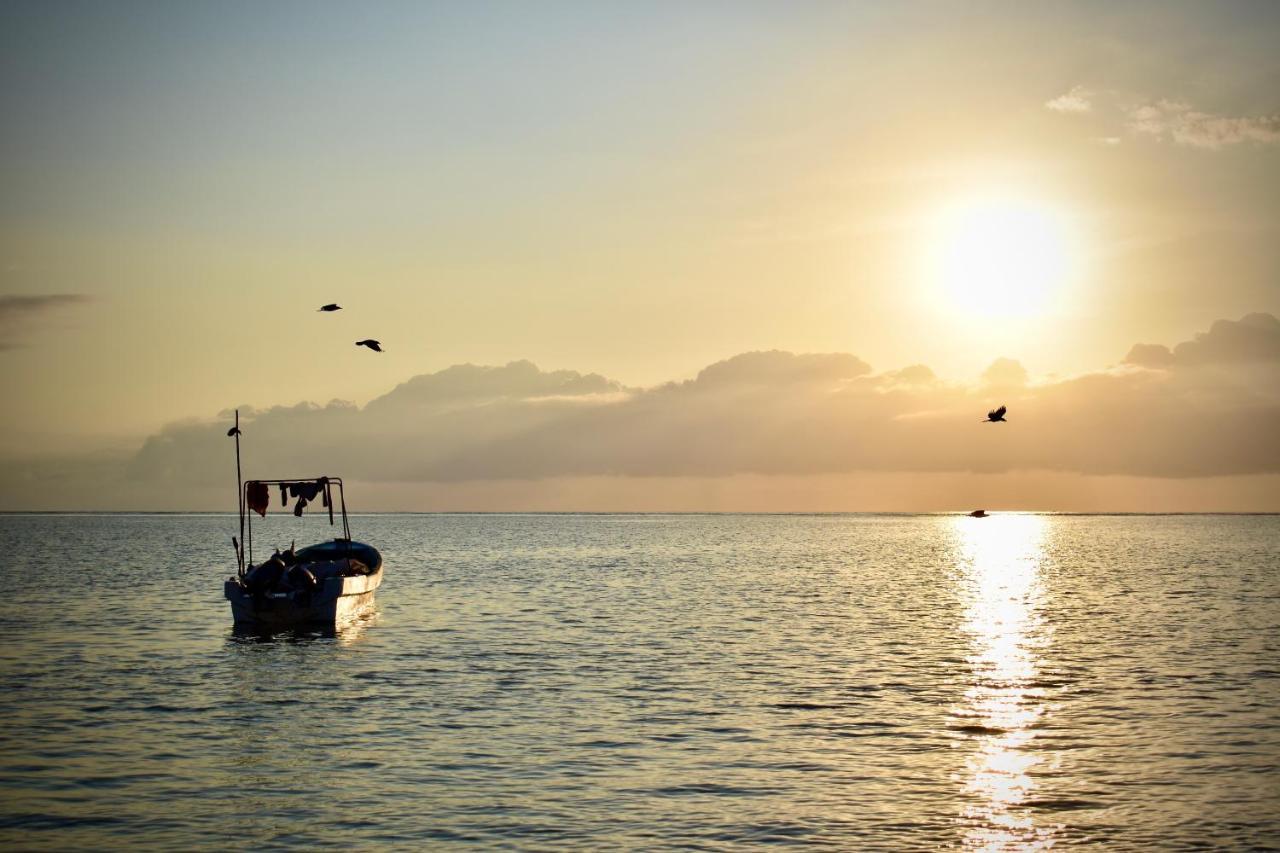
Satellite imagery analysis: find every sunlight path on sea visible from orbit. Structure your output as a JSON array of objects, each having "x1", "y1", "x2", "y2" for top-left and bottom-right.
[{"x1": 950, "y1": 514, "x2": 1056, "y2": 849}]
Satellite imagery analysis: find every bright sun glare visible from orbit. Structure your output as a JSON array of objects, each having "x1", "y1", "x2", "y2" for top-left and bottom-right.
[{"x1": 927, "y1": 197, "x2": 1077, "y2": 319}]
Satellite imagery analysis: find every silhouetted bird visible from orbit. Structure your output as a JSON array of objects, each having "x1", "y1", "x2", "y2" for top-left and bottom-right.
[
  {"x1": 318, "y1": 303, "x2": 342, "y2": 312},
  {"x1": 983, "y1": 405, "x2": 1007, "y2": 423},
  {"x1": 356, "y1": 339, "x2": 383, "y2": 352},
  {"x1": 227, "y1": 426, "x2": 241, "y2": 437}
]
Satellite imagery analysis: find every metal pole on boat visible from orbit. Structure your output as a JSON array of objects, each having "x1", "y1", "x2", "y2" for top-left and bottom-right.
[
  {"x1": 235, "y1": 409, "x2": 244, "y2": 577},
  {"x1": 339, "y1": 481, "x2": 350, "y2": 542}
]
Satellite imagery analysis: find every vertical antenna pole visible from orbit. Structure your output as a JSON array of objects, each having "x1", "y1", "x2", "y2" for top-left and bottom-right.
[
  {"x1": 340, "y1": 483, "x2": 350, "y2": 542},
  {"x1": 235, "y1": 409, "x2": 244, "y2": 576}
]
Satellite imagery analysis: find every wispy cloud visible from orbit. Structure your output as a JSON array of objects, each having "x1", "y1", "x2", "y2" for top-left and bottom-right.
[
  {"x1": 1046, "y1": 87, "x2": 1280, "y2": 149},
  {"x1": 1045, "y1": 85, "x2": 1093, "y2": 113},
  {"x1": 1126, "y1": 100, "x2": 1280, "y2": 149},
  {"x1": 0, "y1": 294, "x2": 90, "y2": 350}
]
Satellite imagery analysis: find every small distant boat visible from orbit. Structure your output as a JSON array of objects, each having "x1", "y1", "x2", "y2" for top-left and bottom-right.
[
  {"x1": 968, "y1": 509, "x2": 988, "y2": 518},
  {"x1": 222, "y1": 412, "x2": 383, "y2": 631}
]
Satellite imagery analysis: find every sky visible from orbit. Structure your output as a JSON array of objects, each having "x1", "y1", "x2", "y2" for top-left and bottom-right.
[{"x1": 1, "y1": 1, "x2": 1278, "y2": 510}]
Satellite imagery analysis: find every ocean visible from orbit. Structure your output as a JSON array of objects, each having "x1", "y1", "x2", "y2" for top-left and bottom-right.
[{"x1": 0, "y1": 513, "x2": 1277, "y2": 849}]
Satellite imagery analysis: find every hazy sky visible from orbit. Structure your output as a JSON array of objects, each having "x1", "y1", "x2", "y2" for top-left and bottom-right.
[{"x1": 2, "y1": 1, "x2": 1278, "y2": 509}]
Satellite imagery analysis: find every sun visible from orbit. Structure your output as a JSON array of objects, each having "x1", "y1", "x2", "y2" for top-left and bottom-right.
[{"x1": 925, "y1": 196, "x2": 1078, "y2": 319}]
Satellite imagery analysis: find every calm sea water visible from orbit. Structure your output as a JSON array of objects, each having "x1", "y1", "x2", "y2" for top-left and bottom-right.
[{"x1": 0, "y1": 513, "x2": 1277, "y2": 850}]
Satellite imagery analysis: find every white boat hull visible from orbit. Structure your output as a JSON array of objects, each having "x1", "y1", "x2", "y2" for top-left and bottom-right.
[{"x1": 225, "y1": 566, "x2": 383, "y2": 630}]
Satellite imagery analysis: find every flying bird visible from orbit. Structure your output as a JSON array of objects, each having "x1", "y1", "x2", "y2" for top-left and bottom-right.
[
  {"x1": 355, "y1": 339, "x2": 383, "y2": 352},
  {"x1": 318, "y1": 303, "x2": 342, "y2": 312},
  {"x1": 983, "y1": 405, "x2": 1007, "y2": 423}
]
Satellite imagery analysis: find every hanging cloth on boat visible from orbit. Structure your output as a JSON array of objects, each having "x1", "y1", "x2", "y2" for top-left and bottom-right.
[
  {"x1": 246, "y1": 481, "x2": 270, "y2": 517},
  {"x1": 280, "y1": 484, "x2": 289, "y2": 507},
  {"x1": 287, "y1": 479, "x2": 327, "y2": 517},
  {"x1": 287, "y1": 481, "x2": 322, "y2": 501}
]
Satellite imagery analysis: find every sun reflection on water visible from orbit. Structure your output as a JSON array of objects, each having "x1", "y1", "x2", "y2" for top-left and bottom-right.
[{"x1": 951, "y1": 513, "x2": 1055, "y2": 849}]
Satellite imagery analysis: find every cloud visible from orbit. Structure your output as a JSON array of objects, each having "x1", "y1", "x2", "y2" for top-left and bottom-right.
[
  {"x1": 980, "y1": 357, "x2": 1028, "y2": 388},
  {"x1": 1125, "y1": 313, "x2": 1280, "y2": 368},
  {"x1": 688, "y1": 350, "x2": 870, "y2": 388},
  {"x1": 1127, "y1": 100, "x2": 1280, "y2": 149},
  {"x1": 1047, "y1": 87, "x2": 1280, "y2": 149},
  {"x1": 366, "y1": 359, "x2": 622, "y2": 416},
  {"x1": 1122, "y1": 343, "x2": 1175, "y2": 369},
  {"x1": 79, "y1": 313, "x2": 1277, "y2": 499},
  {"x1": 0, "y1": 294, "x2": 90, "y2": 350},
  {"x1": 1045, "y1": 85, "x2": 1093, "y2": 113},
  {"x1": 882, "y1": 364, "x2": 937, "y2": 387}
]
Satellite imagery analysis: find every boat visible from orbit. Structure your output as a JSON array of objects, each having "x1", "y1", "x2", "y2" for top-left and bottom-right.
[
  {"x1": 222, "y1": 412, "x2": 384, "y2": 630},
  {"x1": 968, "y1": 509, "x2": 988, "y2": 518}
]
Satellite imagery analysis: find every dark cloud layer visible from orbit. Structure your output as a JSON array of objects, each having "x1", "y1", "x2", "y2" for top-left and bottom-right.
[
  {"x1": 0, "y1": 294, "x2": 89, "y2": 349},
  {"x1": 116, "y1": 314, "x2": 1280, "y2": 492}
]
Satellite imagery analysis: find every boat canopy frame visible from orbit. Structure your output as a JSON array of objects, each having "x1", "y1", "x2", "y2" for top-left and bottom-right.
[{"x1": 238, "y1": 476, "x2": 351, "y2": 575}]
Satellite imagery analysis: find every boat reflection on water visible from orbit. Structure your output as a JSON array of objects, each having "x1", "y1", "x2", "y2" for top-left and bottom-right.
[
  {"x1": 229, "y1": 607, "x2": 381, "y2": 647},
  {"x1": 951, "y1": 513, "x2": 1056, "y2": 849}
]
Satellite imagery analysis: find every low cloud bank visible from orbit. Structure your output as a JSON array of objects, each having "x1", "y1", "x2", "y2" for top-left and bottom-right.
[
  {"x1": 119, "y1": 314, "x2": 1280, "y2": 490},
  {"x1": 3, "y1": 313, "x2": 1277, "y2": 509}
]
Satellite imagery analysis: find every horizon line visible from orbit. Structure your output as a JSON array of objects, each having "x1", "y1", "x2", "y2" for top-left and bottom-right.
[{"x1": 1, "y1": 510, "x2": 1277, "y2": 517}]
